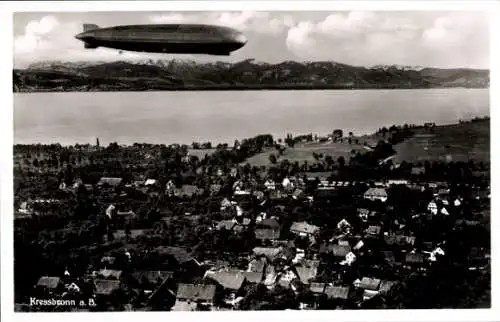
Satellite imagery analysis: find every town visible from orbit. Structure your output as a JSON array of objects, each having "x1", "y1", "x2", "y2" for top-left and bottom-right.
[{"x1": 13, "y1": 118, "x2": 491, "y2": 311}]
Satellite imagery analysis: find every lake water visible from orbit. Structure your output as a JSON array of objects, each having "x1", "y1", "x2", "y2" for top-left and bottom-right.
[{"x1": 14, "y1": 89, "x2": 489, "y2": 146}]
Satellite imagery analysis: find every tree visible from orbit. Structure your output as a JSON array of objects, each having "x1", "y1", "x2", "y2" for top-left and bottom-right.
[
  {"x1": 333, "y1": 129, "x2": 343, "y2": 141},
  {"x1": 269, "y1": 154, "x2": 278, "y2": 164},
  {"x1": 337, "y1": 156, "x2": 346, "y2": 168}
]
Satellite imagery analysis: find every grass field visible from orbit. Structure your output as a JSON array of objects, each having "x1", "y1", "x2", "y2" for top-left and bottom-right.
[
  {"x1": 244, "y1": 142, "x2": 368, "y2": 167},
  {"x1": 243, "y1": 120, "x2": 489, "y2": 167},
  {"x1": 393, "y1": 120, "x2": 490, "y2": 163},
  {"x1": 187, "y1": 148, "x2": 217, "y2": 158}
]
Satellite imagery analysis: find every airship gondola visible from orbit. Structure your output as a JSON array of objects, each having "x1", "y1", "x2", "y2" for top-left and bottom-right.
[{"x1": 75, "y1": 23, "x2": 247, "y2": 56}]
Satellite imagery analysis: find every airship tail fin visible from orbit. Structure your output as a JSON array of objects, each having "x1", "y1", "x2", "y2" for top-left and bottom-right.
[{"x1": 83, "y1": 23, "x2": 99, "y2": 32}]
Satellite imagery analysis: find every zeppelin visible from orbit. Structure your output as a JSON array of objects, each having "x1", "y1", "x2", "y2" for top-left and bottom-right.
[{"x1": 74, "y1": 23, "x2": 248, "y2": 56}]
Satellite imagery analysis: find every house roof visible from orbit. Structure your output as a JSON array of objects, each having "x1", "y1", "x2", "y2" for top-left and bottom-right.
[
  {"x1": 176, "y1": 284, "x2": 216, "y2": 301},
  {"x1": 411, "y1": 167, "x2": 426, "y2": 175},
  {"x1": 217, "y1": 220, "x2": 237, "y2": 231},
  {"x1": 97, "y1": 269, "x2": 122, "y2": 280},
  {"x1": 37, "y1": 276, "x2": 61, "y2": 289},
  {"x1": 310, "y1": 282, "x2": 326, "y2": 294},
  {"x1": 241, "y1": 271, "x2": 264, "y2": 284},
  {"x1": 248, "y1": 257, "x2": 268, "y2": 273},
  {"x1": 320, "y1": 243, "x2": 352, "y2": 257},
  {"x1": 100, "y1": 256, "x2": 116, "y2": 265},
  {"x1": 210, "y1": 184, "x2": 222, "y2": 194},
  {"x1": 253, "y1": 247, "x2": 283, "y2": 260},
  {"x1": 206, "y1": 271, "x2": 246, "y2": 291},
  {"x1": 258, "y1": 218, "x2": 280, "y2": 230},
  {"x1": 94, "y1": 279, "x2": 121, "y2": 295},
  {"x1": 131, "y1": 271, "x2": 174, "y2": 285},
  {"x1": 405, "y1": 253, "x2": 424, "y2": 264},
  {"x1": 359, "y1": 277, "x2": 381, "y2": 291},
  {"x1": 366, "y1": 225, "x2": 382, "y2": 235},
  {"x1": 384, "y1": 234, "x2": 416, "y2": 246},
  {"x1": 156, "y1": 246, "x2": 194, "y2": 264},
  {"x1": 379, "y1": 280, "x2": 397, "y2": 294},
  {"x1": 294, "y1": 260, "x2": 319, "y2": 284},
  {"x1": 98, "y1": 177, "x2": 122, "y2": 187},
  {"x1": 255, "y1": 228, "x2": 280, "y2": 240},
  {"x1": 290, "y1": 221, "x2": 319, "y2": 235},
  {"x1": 364, "y1": 187, "x2": 388, "y2": 197},
  {"x1": 324, "y1": 286, "x2": 350, "y2": 299}
]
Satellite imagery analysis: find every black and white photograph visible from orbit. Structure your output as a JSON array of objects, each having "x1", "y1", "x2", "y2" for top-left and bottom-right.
[{"x1": 2, "y1": 0, "x2": 498, "y2": 319}]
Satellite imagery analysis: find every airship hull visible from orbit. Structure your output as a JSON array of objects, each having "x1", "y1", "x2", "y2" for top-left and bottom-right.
[{"x1": 75, "y1": 24, "x2": 247, "y2": 56}]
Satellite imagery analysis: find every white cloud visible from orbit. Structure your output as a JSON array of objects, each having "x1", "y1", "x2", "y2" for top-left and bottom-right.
[
  {"x1": 285, "y1": 11, "x2": 489, "y2": 68},
  {"x1": 13, "y1": 11, "x2": 490, "y2": 69},
  {"x1": 149, "y1": 11, "x2": 290, "y2": 34}
]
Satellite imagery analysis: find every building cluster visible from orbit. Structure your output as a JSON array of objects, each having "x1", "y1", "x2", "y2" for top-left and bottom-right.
[{"x1": 14, "y1": 144, "x2": 491, "y2": 311}]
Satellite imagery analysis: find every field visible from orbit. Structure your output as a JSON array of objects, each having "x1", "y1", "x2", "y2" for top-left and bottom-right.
[
  {"x1": 393, "y1": 120, "x2": 490, "y2": 163},
  {"x1": 187, "y1": 148, "x2": 217, "y2": 158},
  {"x1": 243, "y1": 120, "x2": 489, "y2": 167},
  {"x1": 244, "y1": 142, "x2": 368, "y2": 167}
]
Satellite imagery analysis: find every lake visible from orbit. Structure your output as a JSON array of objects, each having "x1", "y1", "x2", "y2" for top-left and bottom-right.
[{"x1": 14, "y1": 89, "x2": 489, "y2": 146}]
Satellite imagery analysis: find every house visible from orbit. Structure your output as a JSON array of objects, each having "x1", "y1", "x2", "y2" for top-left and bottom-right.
[
  {"x1": 293, "y1": 260, "x2": 320, "y2": 284},
  {"x1": 269, "y1": 190, "x2": 286, "y2": 200},
  {"x1": 253, "y1": 190, "x2": 265, "y2": 200},
  {"x1": 241, "y1": 271, "x2": 264, "y2": 284},
  {"x1": 337, "y1": 219, "x2": 352, "y2": 232},
  {"x1": 130, "y1": 271, "x2": 174, "y2": 292},
  {"x1": 427, "y1": 201, "x2": 438, "y2": 215},
  {"x1": 388, "y1": 179, "x2": 408, "y2": 186},
  {"x1": 340, "y1": 252, "x2": 357, "y2": 266},
  {"x1": 384, "y1": 234, "x2": 416, "y2": 247},
  {"x1": 94, "y1": 279, "x2": 121, "y2": 297},
  {"x1": 35, "y1": 276, "x2": 62, "y2": 295},
  {"x1": 355, "y1": 277, "x2": 381, "y2": 291},
  {"x1": 172, "y1": 185, "x2": 204, "y2": 198},
  {"x1": 365, "y1": 225, "x2": 382, "y2": 238},
  {"x1": 320, "y1": 243, "x2": 352, "y2": 259},
  {"x1": 405, "y1": 253, "x2": 425, "y2": 267},
  {"x1": 379, "y1": 280, "x2": 397, "y2": 294},
  {"x1": 324, "y1": 285, "x2": 350, "y2": 300},
  {"x1": 247, "y1": 256, "x2": 268, "y2": 273},
  {"x1": 357, "y1": 208, "x2": 370, "y2": 222},
  {"x1": 255, "y1": 218, "x2": 281, "y2": 241},
  {"x1": 100, "y1": 256, "x2": 116, "y2": 269},
  {"x1": 292, "y1": 189, "x2": 305, "y2": 200},
  {"x1": 95, "y1": 269, "x2": 122, "y2": 280},
  {"x1": 173, "y1": 284, "x2": 216, "y2": 311},
  {"x1": 364, "y1": 188, "x2": 388, "y2": 202},
  {"x1": 216, "y1": 219, "x2": 239, "y2": 231},
  {"x1": 290, "y1": 221, "x2": 319, "y2": 237},
  {"x1": 144, "y1": 179, "x2": 157, "y2": 186},
  {"x1": 155, "y1": 246, "x2": 202, "y2": 275},
  {"x1": 264, "y1": 179, "x2": 277, "y2": 190},
  {"x1": 220, "y1": 198, "x2": 233, "y2": 210},
  {"x1": 252, "y1": 247, "x2": 292, "y2": 262},
  {"x1": 354, "y1": 277, "x2": 381, "y2": 300},
  {"x1": 209, "y1": 184, "x2": 222, "y2": 196},
  {"x1": 282, "y1": 177, "x2": 294, "y2": 190},
  {"x1": 97, "y1": 177, "x2": 123, "y2": 187},
  {"x1": 411, "y1": 166, "x2": 426, "y2": 176},
  {"x1": 205, "y1": 270, "x2": 246, "y2": 296},
  {"x1": 310, "y1": 282, "x2": 327, "y2": 295}
]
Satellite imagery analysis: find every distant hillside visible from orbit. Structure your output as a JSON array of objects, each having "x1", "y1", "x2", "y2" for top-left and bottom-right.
[{"x1": 13, "y1": 59, "x2": 490, "y2": 92}]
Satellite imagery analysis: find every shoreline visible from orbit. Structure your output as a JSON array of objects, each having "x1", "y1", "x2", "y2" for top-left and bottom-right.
[
  {"x1": 15, "y1": 85, "x2": 489, "y2": 93},
  {"x1": 13, "y1": 117, "x2": 490, "y2": 148}
]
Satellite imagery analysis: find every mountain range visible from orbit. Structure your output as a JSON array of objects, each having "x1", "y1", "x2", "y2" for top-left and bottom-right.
[{"x1": 13, "y1": 59, "x2": 489, "y2": 92}]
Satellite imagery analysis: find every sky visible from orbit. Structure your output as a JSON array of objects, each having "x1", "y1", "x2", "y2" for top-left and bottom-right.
[{"x1": 13, "y1": 10, "x2": 490, "y2": 69}]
